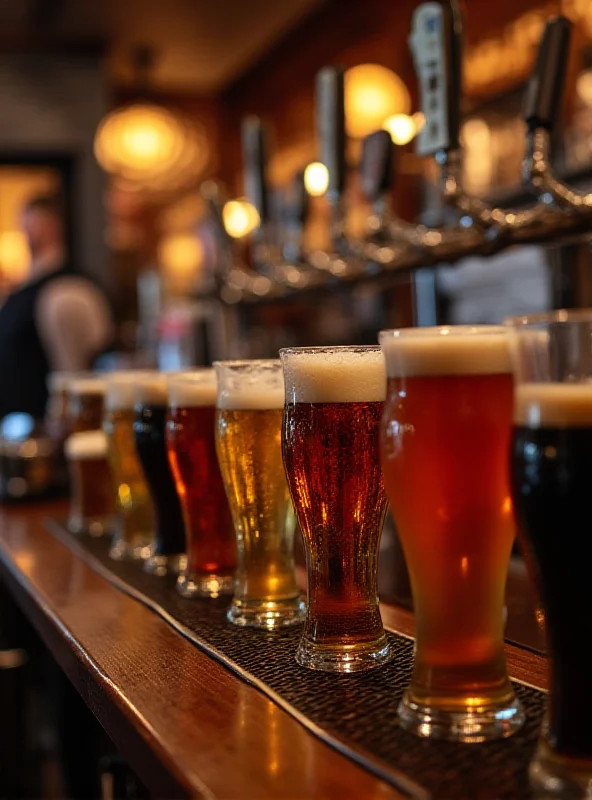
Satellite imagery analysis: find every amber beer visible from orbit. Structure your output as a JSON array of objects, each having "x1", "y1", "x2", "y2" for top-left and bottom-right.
[
  {"x1": 281, "y1": 346, "x2": 390, "y2": 672},
  {"x1": 65, "y1": 430, "x2": 114, "y2": 536},
  {"x1": 380, "y1": 326, "x2": 524, "y2": 741},
  {"x1": 167, "y1": 371, "x2": 236, "y2": 598},
  {"x1": 214, "y1": 360, "x2": 304, "y2": 628},
  {"x1": 134, "y1": 374, "x2": 186, "y2": 576},
  {"x1": 68, "y1": 376, "x2": 107, "y2": 432},
  {"x1": 104, "y1": 374, "x2": 155, "y2": 561}
]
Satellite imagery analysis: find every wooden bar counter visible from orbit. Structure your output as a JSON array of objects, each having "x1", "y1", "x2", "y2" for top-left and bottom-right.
[{"x1": 0, "y1": 502, "x2": 547, "y2": 799}]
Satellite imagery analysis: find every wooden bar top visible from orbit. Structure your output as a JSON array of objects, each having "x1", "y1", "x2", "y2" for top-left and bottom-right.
[{"x1": 0, "y1": 502, "x2": 548, "y2": 799}]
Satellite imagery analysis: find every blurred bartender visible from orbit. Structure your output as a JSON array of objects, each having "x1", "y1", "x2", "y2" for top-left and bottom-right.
[{"x1": 0, "y1": 195, "x2": 114, "y2": 419}]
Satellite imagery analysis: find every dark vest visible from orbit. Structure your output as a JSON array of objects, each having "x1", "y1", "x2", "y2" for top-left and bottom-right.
[{"x1": 0, "y1": 267, "x2": 107, "y2": 420}]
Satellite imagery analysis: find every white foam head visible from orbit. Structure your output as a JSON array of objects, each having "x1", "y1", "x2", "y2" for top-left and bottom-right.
[
  {"x1": 214, "y1": 360, "x2": 284, "y2": 410},
  {"x1": 134, "y1": 373, "x2": 169, "y2": 406},
  {"x1": 168, "y1": 370, "x2": 217, "y2": 408},
  {"x1": 380, "y1": 326, "x2": 511, "y2": 378},
  {"x1": 65, "y1": 430, "x2": 109, "y2": 459},
  {"x1": 280, "y1": 347, "x2": 385, "y2": 403},
  {"x1": 69, "y1": 376, "x2": 108, "y2": 396},
  {"x1": 515, "y1": 383, "x2": 592, "y2": 427},
  {"x1": 105, "y1": 371, "x2": 158, "y2": 411}
]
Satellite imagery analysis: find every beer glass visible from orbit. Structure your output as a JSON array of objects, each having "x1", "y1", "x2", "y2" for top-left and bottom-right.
[
  {"x1": 214, "y1": 360, "x2": 305, "y2": 628},
  {"x1": 68, "y1": 376, "x2": 107, "y2": 432},
  {"x1": 104, "y1": 374, "x2": 155, "y2": 561},
  {"x1": 167, "y1": 370, "x2": 237, "y2": 598},
  {"x1": 508, "y1": 310, "x2": 592, "y2": 798},
  {"x1": 380, "y1": 326, "x2": 524, "y2": 741},
  {"x1": 280, "y1": 346, "x2": 391, "y2": 672},
  {"x1": 65, "y1": 430, "x2": 114, "y2": 536},
  {"x1": 133, "y1": 373, "x2": 186, "y2": 576}
]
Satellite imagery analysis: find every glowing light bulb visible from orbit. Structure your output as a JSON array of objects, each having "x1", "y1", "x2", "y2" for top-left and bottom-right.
[
  {"x1": 383, "y1": 113, "x2": 417, "y2": 145},
  {"x1": 304, "y1": 162, "x2": 329, "y2": 197},
  {"x1": 222, "y1": 199, "x2": 260, "y2": 239}
]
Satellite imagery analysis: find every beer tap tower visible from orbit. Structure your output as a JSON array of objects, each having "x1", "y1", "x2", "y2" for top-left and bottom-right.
[{"x1": 203, "y1": 6, "x2": 589, "y2": 309}]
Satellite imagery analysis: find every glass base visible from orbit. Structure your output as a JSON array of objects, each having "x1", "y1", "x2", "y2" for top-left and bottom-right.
[
  {"x1": 295, "y1": 635, "x2": 392, "y2": 673},
  {"x1": 68, "y1": 515, "x2": 112, "y2": 538},
  {"x1": 144, "y1": 553, "x2": 187, "y2": 577},
  {"x1": 109, "y1": 536, "x2": 154, "y2": 562},
  {"x1": 177, "y1": 572, "x2": 234, "y2": 599},
  {"x1": 398, "y1": 691, "x2": 525, "y2": 742},
  {"x1": 227, "y1": 597, "x2": 306, "y2": 629},
  {"x1": 530, "y1": 739, "x2": 592, "y2": 799}
]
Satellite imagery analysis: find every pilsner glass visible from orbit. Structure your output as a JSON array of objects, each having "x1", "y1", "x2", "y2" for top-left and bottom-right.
[
  {"x1": 68, "y1": 376, "x2": 107, "y2": 432},
  {"x1": 133, "y1": 373, "x2": 186, "y2": 576},
  {"x1": 167, "y1": 370, "x2": 237, "y2": 598},
  {"x1": 104, "y1": 374, "x2": 155, "y2": 561},
  {"x1": 379, "y1": 326, "x2": 524, "y2": 742},
  {"x1": 507, "y1": 310, "x2": 592, "y2": 799},
  {"x1": 280, "y1": 346, "x2": 391, "y2": 672},
  {"x1": 65, "y1": 430, "x2": 114, "y2": 536},
  {"x1": 214, "y1": 360, "x2": 305, "y2": 628}
]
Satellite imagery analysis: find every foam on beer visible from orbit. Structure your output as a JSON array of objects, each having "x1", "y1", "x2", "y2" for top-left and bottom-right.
[
  {"x1": 168, "y1": 370, "x2": 217, "y2": 408},
  {"x1": 380, "y1": 326, "x2": 511, "y2": 378},
  {"x1": 282, "y1": 349, "x2": 385, "y2": 403},
  {"x1": 106, "y1": 372, "x2": 157, "y2": 411},
  {"x1": 65, "y1": 430, "x2": 109, "y2": 459},
  {"x1": 68, "y1": 376, "x2": 108, "y2": 396},
  {"x1": 515, "y1": 383, "x2": 592, "y2": 427},
  {"x1": 134, "y1": 373, "x2": 169, "y2": 406},
  {"x1": 215, "y1": 362, "x2": 284, "y2": 410}
]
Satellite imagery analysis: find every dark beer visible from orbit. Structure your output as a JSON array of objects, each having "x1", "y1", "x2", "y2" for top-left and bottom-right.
[
  {"x1": 280, "y1": 346, "x2": 390, "y2": 672},
  {"x1": 512, "y1": 384, "x2": 592, "y2": 758},
  {"x1": 65, "y1": 430, "x2": 114, "y2": 536},
  {"x1": 380, "y1": 326, "x2": 523, "y2": 740},
  {"x1": 167, "y1": 372, "x2": 236, "y2": 598},
  {"x1": 134, "y1": 375, "x2": 186, "y2": 575}
]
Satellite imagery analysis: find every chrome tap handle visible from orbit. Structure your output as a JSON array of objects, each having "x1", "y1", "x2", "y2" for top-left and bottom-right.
[
  {"x1": 241, "y1": 116, "x2": 269, "y2": 225},
  {"x1": 359, "y1": 130, "x2": 394, "y2": 203},
  {"x1": 316, "y1": 66, "x2": 346, "y2": 204},
  {"x1": 410, "y1": 0, "x2": 463, "y2": 157},
  {"x1": 524, "y1": 16, "x2": 572, "y2": 133}
]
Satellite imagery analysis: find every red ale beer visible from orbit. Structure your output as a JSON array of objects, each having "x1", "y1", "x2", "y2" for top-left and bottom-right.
[
  {"x1": 281, "y1": 346, "x2": 390, "y2": 673},
  {"x1": 167, "y1": 371, "x2": 236, "y2": 598}
]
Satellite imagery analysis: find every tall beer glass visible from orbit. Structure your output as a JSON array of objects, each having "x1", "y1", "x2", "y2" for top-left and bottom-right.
[
  {"x1": 214, "y1": 360, "x2": 305, "y2": 628},
  {"x1": 65, "y1": 430, "x2": 114, "y2": 536},
  {"x1": 104, "y1": 374, "x2": 155, "y2": 561},
  {"x1": 68, "y1": 376, "x2": 107, "y2": 432},
  {"x1": 380, "y1": 326, "x2": 524, "y2": 741},
  {"x1": 167, "y1": 370, "x2": 237, "y2": 598},
  {"x1": 508, "y1": 310, "x2": 592, "y2": 798},
  {"x1": 280, "y1": 346, "x2": 391, "y2": 672},
  {"x1": 133, "y1": 373, "x2": 186, "y2": 576}
]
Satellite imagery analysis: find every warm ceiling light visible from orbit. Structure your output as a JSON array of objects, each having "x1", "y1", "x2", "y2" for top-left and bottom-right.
[
  {"x1": 383, "y1": 114, "x2": 417, "y2": 145},
  {"x1": 344, "y1": 64, "x2": 411, "y2": 139},
  {"x1": 94, "y1": 103, "x2": 208, "y2": 192},
  {"x1": 0, "y1": 230, "x2": 29, "y2": 283},
  {"x1": 222, "y1": 199, "x2": 260, "y2": 239},
  {"x1": 158, "y1": 234, "x2": 204, "y2": 277},
  {"x1": 304, "y1": 162, "x2": 329, "y2": 197}
]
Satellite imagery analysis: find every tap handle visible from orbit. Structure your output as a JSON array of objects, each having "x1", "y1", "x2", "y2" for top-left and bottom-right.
[
  {"x1": 284, "y1": 170, "x2": 309, "y2": 227},
  {"x1": 359, "y1": 130, "x2": 394, "y2": 203},
  {"x1": 316, "y1": 66, "x2": 346, "y2": 203},
  {"x1": 523, "y1": 16, "x2": 572, "y2": 133},
  {"x1": 409, "y1": 1, "x2": 463, "y2": 157},
  {"x1": 241, "y1": 116, "x2": 269, "y2": 224}
]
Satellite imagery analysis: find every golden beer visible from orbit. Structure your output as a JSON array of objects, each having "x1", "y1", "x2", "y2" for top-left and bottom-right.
[
  {"x1": 104, "y1": 374, "x2": 155, "y2": 561},
  {"x1": 215, "y1": 360, "x2": 304, "y2": 628}
]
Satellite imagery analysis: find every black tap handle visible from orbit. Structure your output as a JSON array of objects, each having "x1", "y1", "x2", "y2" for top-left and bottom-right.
[
  {"x1": 315, "y1": 66, "x2": 346, "y2": 202},
  {"x1": 523, "y1": 16, "x2": 572, "y2": 132},
  {"x1": 241, "y1": 116, "x2": 269, "y2": 224},
  {"x1": 409, "y1": 1, "x2": 463, "y2": 156},
  {"x1": 359, "y1": 130, "x2": 395, "y2": 203}
]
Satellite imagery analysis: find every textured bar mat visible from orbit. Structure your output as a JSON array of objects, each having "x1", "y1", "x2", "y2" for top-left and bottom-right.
[{"x1": 45, "y1": 518, "x2": 546, "y2": 800}]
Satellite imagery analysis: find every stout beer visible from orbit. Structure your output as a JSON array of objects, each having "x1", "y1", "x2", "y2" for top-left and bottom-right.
[
  {"x1": 167, "y1": 371, "x2": 236, "y2": 598},
  {"x1": 280, "y1": 346, "x2": 390, "y2": 672},
  {"x1": 133, "y1": 374, "x2": 186, "y2": 576},
  {"x1": 380, "y1": 326, "x2": 524, "y2": 741},
  {"x1": 215, "y1": 360, "x2": 304, "y2": 628},
  {"x1": 104, "y1": 374, "x2": 155, "y2": 561},
  {"x1": 65, "y1": 430, "x2": 114, "y2": 536}
]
